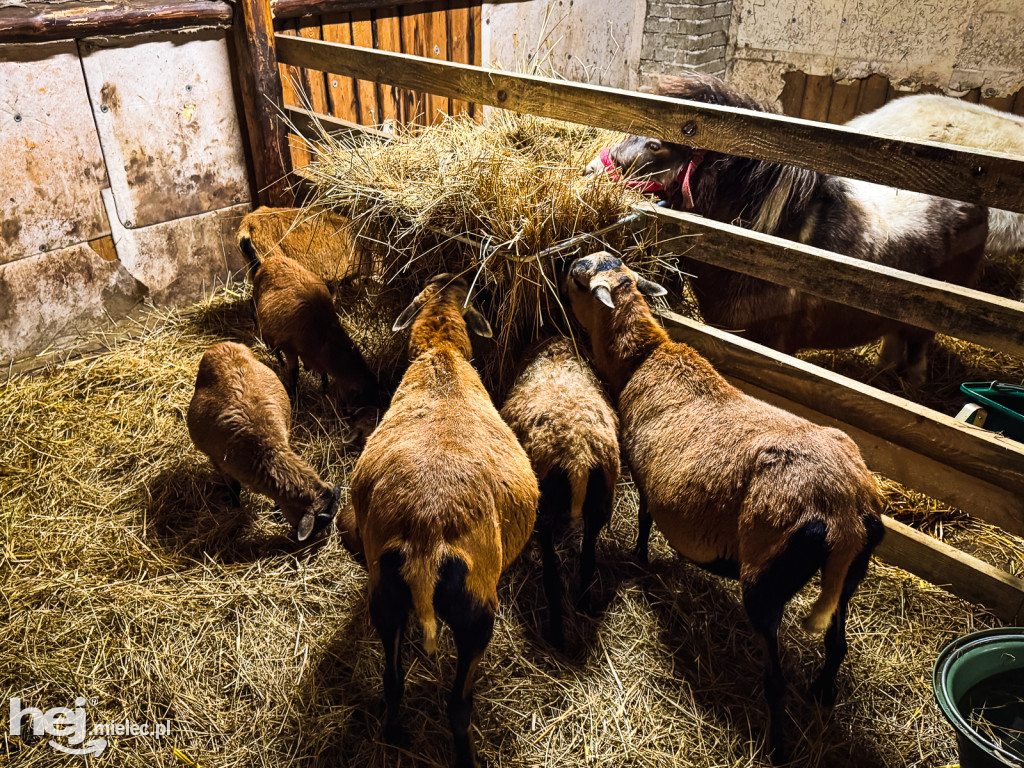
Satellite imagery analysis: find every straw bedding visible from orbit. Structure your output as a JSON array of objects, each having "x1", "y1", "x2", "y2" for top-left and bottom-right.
[{"x1": 2, "y1": 280, "x2": 1021, "y2": 768}]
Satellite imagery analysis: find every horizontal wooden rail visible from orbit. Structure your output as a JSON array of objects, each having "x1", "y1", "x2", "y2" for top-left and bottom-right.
[
  {"x1": 639, "y1": 203, "x2": 1024, "y2": 358},
  {"x1": 284, "y1": 104, "x2": 389, "y2": 141},
  {"x1": 272, "y1": 0, "x2": 485, "y2": 21},
  {"x1": 275, "y1": 34, "x2": 1024, "y2": 213},
  {"x1": 0, "y1": 0, "x2": 232, "y2": 43},
  {"x1": 657, "y1": 310, "x2": 1024, "y2": 537},
  {"x1": 877, "y1": 517, "x2": 1024, "y2": 624}
]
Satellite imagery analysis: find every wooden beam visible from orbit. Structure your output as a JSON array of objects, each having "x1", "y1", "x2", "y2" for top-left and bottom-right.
[
  {"x1": 657, "y1": 310, "x2": 1024, "y2": 535},
  {"x1": 876, "y1": 516, "x2": 1024, "y2": 624},
  {"x1": 0, "y1": 0, "x2": 232, "y2": 43},
  {"x1": 234, "y1": 0, "x2": 294, "y2": 206},
  {"x1": 271, "y1": 0, "x2": 483, "y2": 21},
  {"x1": 641, "y1": 203, "x2": 1024, "y2": 358},
  {"x1": 284, "y1": 104, "x2": 390, "y2": 140},
  {"x1": 274, "y1": 35, "x2": 1024, "y2": 213}
]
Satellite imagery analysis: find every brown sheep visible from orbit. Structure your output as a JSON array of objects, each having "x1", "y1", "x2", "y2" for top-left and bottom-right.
[
  {"x1": 500, "y1": 336, "x2": 619, "y2": 649},
  {"x1": 565, "y1": 252, "x2": 885, "y2": 765},
  {"x1": 252, "y1": 247, "x2": 381, "y2": 420},
  {"x1": 187, "y1": 341, "x2": 340, "y2": 541},
  {"x1": 347, "y1": 274, "x2": 539, "y2": 768},
  {"x1": 236, "y1": 206, "x2": 367, "y2": 284}
]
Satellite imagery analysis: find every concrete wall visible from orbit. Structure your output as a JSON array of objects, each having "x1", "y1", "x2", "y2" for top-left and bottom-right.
[
  {"x1": 482, "y1": 0, "x2": 647, "y2": 91},
  {"x1": 728, "y1": 0, "x2": 1024, "y2": 107},
  {"x1": 0, "y1": 29, "x2": 251, "y2": 365}
]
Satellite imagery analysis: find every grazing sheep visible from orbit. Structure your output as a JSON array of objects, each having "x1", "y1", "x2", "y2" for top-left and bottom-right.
[
  {"x1": 252, "y1": 247, "x2": 381, "y2": 417},
  {"x1": 500, "y1": 336, "x2": 619, "y2": 648},
  {"x1": 187, "y1": 341, "x2": 340, "y2": 542},
  {"x1": 236, "y1": 206, "x2": 367, "y2": 284},
  {"x1": 846, "y1": 94, "x2": 1024, "y2": 259},
  {"x1": 565, "y1": 252, "x2": 885, "y2": 765},
  {"x1": 587, "y1": 73, "x2": 988, "y2": 382},
  {"x1": 347, "y1": 274, "x2": 539, "y2": 768}
]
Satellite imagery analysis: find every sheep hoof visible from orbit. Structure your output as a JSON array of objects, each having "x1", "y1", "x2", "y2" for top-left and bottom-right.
[
  {"x1": 383, "y1": 721, "x2": 409, "y2": 748},
  {"x1": 809, "y1": 676, "x2": 837, "y2": 707}
]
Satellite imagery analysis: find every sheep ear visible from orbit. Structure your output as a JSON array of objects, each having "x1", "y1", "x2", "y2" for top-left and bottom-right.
[
  {"x1": 392, "y1": 294, "x2": 425, "y2": 331},
  {"x1": 463, "y1": 306, "x2": 493, "y2": 338},
  {"x1": 592, "y1": 283, "x2": 615, "y2": 309},
  {"x1": 637, "y1": 277, "x2": 668, "y2": 297},
  {"x1": 296, "y1": 513, "x2": 316, "y2": 542}
]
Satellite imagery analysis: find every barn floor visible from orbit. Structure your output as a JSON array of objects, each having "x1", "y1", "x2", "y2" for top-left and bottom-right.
[{"x1": 2, "y1": 282, "x2": 1021, "y2": 768}]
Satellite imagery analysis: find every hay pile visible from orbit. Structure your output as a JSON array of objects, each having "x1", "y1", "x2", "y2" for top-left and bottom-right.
[
  {"x1": 298, "y1": 112, "x2": 658, "y2": 382},
  {"x1": 2, "y1": 284, "x2": 1023, "y2": 768}
]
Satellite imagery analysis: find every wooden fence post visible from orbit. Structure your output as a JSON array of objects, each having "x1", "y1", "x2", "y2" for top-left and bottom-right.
[{"x1": 233, "y1": 0, "x2": 293, "y2": 206}]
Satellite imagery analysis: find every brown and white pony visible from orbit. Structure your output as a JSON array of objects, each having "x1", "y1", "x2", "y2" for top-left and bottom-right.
[{"x1": 586, "y1": 72, "x2": 989, "y2": 382}]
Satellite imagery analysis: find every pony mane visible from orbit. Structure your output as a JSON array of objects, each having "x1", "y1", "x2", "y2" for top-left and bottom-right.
[{"x1": 657, "y1": 73, "x2": 765, "y2": 112}]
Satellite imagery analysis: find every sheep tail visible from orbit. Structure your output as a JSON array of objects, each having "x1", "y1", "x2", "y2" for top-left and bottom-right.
[
  {"x1": 401, "y1": 543, "x2": 447, "y2": 655},
  {"x1": 801, "y1": 534, "x2": 861, "y2": 635},
  {"x1": 568, "y1": 468, "x2": 590, "y2": 523}
]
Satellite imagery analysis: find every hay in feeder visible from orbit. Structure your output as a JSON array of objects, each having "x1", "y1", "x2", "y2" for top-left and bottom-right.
[
  {"x1": 3, "y1": 284, "x2": 1024, "y2": 768},
  {"x1": 297, "y1": 112, "x2": 661, "y2": 384}
]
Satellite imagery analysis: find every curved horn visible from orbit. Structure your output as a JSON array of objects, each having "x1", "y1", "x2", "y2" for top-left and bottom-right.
[{"x1": 591, "y1": 282, "x2": 615, "y2": 309}]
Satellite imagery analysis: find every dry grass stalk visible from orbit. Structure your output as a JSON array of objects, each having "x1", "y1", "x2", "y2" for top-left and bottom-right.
[{"x1": 2, "y1": 285, "x2": 1022, "y2": 768}]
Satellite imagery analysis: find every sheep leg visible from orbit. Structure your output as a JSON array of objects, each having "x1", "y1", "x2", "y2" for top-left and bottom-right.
[
  {"x1": 369, "y1": 551, "x2": 412, "y2": 747},
  {"x1": 224, "y1": 477, "x2": 242, "y2": 508},
  {"x1": 283, "y1": 352, "x2": 300, "y2": 402},
  {"x1": 435, "y1": 558, "x2": 495, "y2": 768},
  {"x1": 211, "y1": 460, "x2": 241, "y2": 507},
  {"x1": 810, "y1": 516, "x2": 883, "y2": 705},
  {"x1": 897, "y1": 329, "x2": 932, "y2": 387},
  {"x1": 320, "y1": 373, "x2": 329, "y2": 394},
  {"x1": 539, "y1": 524, "x2": 565, "y2": 650},
  {"x1": 448, "y1": 610, "x2": 494, "y2": 768},
  {"x1": 742, "y1": 520, "x2": 831, "y2": 765},
  {"x1": 635, "y1": 488, "x2": 653, "y2": 564},
  {"x1": 743, "y1": 588, "x2": 789, "y2": 766},
  {"x1": 537, "y1": 468, "x2": 571, "y2": 649},
  {"x1": 576, "y1": 467, "x2": 612, "y2": 616}
]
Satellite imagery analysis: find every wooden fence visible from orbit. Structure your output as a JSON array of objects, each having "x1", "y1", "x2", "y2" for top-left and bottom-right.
[
  {"x1": 277, "y1": 2, "x2": 481, "y2": 168},
  {"x1": 233, "y1": 0, "x2": 1024, "y2": 623}
]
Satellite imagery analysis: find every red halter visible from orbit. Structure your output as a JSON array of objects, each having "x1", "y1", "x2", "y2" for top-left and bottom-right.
[{"x1": 598, "y1": 147, "x2": 706, "y2": 209}]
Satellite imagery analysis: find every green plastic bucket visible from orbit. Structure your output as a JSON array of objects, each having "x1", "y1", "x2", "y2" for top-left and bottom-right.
[
  {"x1": 960, "y1": 382, "x2": 1024, "y2": 443},
  {"x1": 934, "y1": 628, "x2": 1024, "y2": 768}
]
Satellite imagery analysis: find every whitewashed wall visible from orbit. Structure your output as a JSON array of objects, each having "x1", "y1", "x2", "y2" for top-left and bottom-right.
[
  {"x1": 0, "y1": 30, "x2": 251, "y2": 364},
  {"x1": 482, "y1": 0, "x2": 647, "y2": 90}
]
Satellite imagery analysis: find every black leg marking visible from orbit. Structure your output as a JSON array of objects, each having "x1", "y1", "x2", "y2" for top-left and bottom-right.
[
  {"x1": 435, "y1": 558, "x2": 495, "y2": 768},
  {"x1": 369, "y1": 549, "x2": 413, "y2": 747},
  {"x1": 635, "y1": 488, "x2": 652, "y2": 564},
  {"x1": 321, "y1": 373, "x2": 329, "y2": 394},
  {"x1": 742, "y1": 520, "x2": 830, "y2": 765},
  {"x1": 811, "y1": 515, "x2": 884, "y2": 706},
  {"x1": 537, "y1": 467, "x2": 572, "y2": 649},
  {"x1": 577, "y1": 466, "x2": 611, "y2": 616}
]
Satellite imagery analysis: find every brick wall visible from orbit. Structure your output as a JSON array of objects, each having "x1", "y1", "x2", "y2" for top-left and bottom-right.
[{"x1": 639, "y1": 0, "x2": 733, "y2": 89}]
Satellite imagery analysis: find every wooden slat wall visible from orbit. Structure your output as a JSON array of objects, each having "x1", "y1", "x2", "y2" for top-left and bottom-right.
[
  {"x1": 277, "y1": 0, "x2": 480, "y2": 166},
  {"x1": 785, "y1": 72, "x2": 1024, "y2": 122}
]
